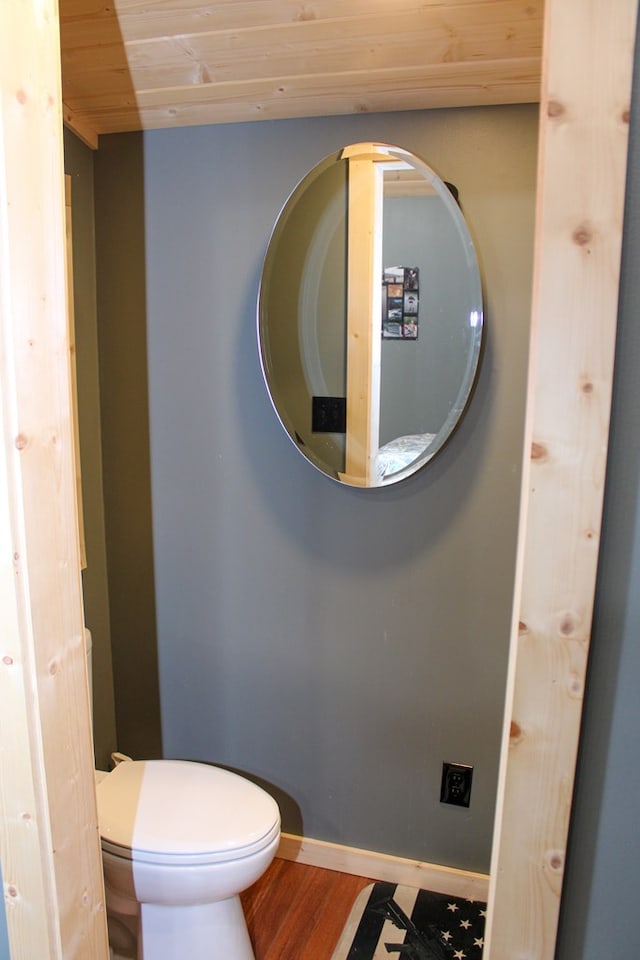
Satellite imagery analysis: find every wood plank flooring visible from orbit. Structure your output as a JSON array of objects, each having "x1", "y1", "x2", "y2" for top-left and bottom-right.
[{"x1": 241, "y1": 858, "x2": 373, "y2": 960}]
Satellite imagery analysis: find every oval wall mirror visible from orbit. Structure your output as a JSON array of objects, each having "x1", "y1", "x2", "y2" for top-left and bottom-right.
[{"x1": 258, "y1": 142, "x2": 484, "y2": 487}]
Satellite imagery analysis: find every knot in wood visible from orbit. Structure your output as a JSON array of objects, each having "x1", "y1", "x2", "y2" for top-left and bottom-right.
[
  {"x1": 559, "y1": 614, "x2": 577, "y2": 636},
  {"x1": 572, "y1": 224, "x2": 592, "y2": 247},
  {"x1": 518, "y1": 620, "x2": 529, "y2": 635},
  {"x1": 531, "y1": 441, "x2": 548, "y2": 462},
  {"x1": 2, "y1": 656, "x2": 13, "y2": 666},
  {"x1": 546, "y1": 850, "x2": 564, "y2": 872},
  {"x1": 547, "y1": 99, "x2": 565, "y2": 118},
  {"x1": 510, "y1": 721, "x2": 523, "y2": 744},
  {"x1": 579, "y1": 372, "x2": 596, "y2": 396},
  {"x1": 14, "y1": 433, "x2": 28, "y2": 451},
  {"x1": 16, "y1": 88, "x2": 27, "y2": 105},
  {"x1": 569, "y1": 673, "x2": 583, "y2": 697}
]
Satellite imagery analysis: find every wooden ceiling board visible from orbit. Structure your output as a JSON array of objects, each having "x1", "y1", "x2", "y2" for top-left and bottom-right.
[
  {"x1": 60, "y1": 0, "x2": 538, "y2": 45},
  {"x1": 63, "y1": 7, "x2": 542, "y2": 88},
  {"x1": 59, "y1": 0, "x2": 544, "y2": 146}
]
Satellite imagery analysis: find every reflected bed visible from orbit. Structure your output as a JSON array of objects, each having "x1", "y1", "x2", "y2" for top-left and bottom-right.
[{"x1": 376, "y1": 433, "x2": 436, "y2": 480}]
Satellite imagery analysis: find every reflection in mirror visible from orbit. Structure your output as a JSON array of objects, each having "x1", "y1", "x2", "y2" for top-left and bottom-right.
[{"x1": 258, "y1": 143, "x2": 483, "y2": 487}]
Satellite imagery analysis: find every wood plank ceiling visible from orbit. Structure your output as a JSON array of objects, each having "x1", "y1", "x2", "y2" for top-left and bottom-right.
[{"x1": 60, "y1": 0, "x2": 544, "y2": 148}]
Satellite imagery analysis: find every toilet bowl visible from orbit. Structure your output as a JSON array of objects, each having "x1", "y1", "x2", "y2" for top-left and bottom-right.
[
  {"x1": 85, "y1": 632, "x2": 280, "y2": 959},
  {"x1": 96, "y1": 758, "x2": 280, "y2": 960}
]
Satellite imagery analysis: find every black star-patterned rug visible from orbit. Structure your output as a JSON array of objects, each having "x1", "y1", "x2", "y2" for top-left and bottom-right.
[{"x1": 331, "y1": 881, "x2": 486, "y2": 959}]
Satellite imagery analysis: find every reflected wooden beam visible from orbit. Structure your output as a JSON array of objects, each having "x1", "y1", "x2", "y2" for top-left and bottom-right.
[{"x1": 342, "y1": 148, "x2": 382, "y2": 486}]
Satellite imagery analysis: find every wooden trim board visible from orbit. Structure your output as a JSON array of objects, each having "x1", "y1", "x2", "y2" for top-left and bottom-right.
[
  {"x1": 63, "y1": 104, "x2": 99, "y2": 151},
  {"x1": 277, "y1": 833, "x2": 489, "y2": 903},
  {"x1": 0, "y1": 2, "x2": 109, "y2": 958},
  {"x1": 486, "y1": 0, "x2": 637, "y2": 957}
]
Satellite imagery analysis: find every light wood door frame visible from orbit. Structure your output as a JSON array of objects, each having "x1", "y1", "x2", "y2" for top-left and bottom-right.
[
  {"x1": 486, "y1": 0, "x2": 637, "y2": 955},
  {"x1": 0, "y1": 0, "x2": 636, "y2": 958},
  {"x1": 0, "y1": 1, "x2": 109, "y2": 958}
]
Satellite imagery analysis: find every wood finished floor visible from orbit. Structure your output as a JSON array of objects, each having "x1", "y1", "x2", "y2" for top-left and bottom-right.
[{"x1": 241, "y1": 858, "x2": 373, "y2": 960}]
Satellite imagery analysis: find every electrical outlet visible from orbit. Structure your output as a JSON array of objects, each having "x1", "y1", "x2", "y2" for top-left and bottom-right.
[{"x1": 440, "y1": 762, "x2": 473, "y2": 807}]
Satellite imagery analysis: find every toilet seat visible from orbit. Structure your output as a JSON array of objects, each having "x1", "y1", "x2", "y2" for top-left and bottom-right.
[{"x1": 97, "y1": 759, "x2": 281, "y2": 867}]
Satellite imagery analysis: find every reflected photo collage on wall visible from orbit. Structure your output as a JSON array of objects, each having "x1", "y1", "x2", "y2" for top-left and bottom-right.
[{"x1": 382, "y1": 266, "x2": 419, "y2": 340}]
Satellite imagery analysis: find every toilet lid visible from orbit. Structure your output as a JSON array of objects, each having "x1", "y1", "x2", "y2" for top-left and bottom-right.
[{"x1": 97, "y1": 760, "x2": 280, "y2": 864}]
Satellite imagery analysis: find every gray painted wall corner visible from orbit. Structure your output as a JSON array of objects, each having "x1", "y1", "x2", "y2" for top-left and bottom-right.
[{"x1": 63, "y1": 129, "x2": 118, "y2": 769}]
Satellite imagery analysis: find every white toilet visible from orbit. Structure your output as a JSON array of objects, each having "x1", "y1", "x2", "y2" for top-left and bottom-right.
[{"x1": 86, "y1": 632, "x2": 281, "y2": 960}]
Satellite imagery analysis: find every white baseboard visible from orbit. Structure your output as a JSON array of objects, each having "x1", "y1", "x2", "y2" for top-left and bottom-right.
[{"x1": 277, "y1": 833, "x2": 489, "y2": 901}]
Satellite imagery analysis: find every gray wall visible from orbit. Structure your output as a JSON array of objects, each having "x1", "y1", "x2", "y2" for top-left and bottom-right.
[
  {"x1": 380, "y1": 192, "x2": 479, "y2": 442},
  {"x1": 63, "y1": 130, "x2": 118, "y2": 770},
  {"x1": 93, "y1": 138, "x2": 163, "y2": 761},
  {"x1": 94, "y1": 104, "x2": 537, "y2": 873},
  {"x1": 556, "y1": 25, "x2": 640, "y2": 958}
]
